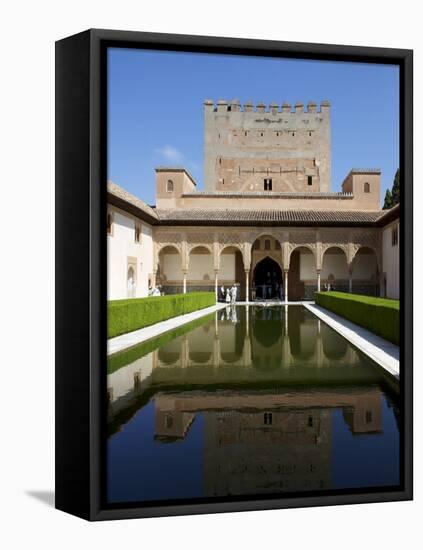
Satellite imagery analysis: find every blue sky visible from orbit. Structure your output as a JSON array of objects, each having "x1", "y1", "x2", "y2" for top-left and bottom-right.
[{"x1": 108, "y1": 48, "x2": 399, "y2": 207}]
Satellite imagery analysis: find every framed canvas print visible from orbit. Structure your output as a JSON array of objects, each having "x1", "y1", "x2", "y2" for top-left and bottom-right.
[{"x1": 55, "y1": 29, "x2": 413, "y2": 521}]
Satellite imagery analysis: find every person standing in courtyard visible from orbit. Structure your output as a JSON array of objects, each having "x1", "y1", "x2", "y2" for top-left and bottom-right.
[
  {"x1": 220, "y1": 284, "x2": 225, "y2": 302},
  {"x1": 230, "y1": 283, "x2": 238, "y2": 304},
  {"x1": 225, "y1": 288, "x2": 231, "y2": 303}
]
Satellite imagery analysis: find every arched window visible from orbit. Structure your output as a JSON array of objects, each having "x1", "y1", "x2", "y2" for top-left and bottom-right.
[
  {"x1": 166, "y1": 179, "x2": 174, "y2": 192},
  {"x1": 134, "y1": 223, "x2": 141, "y2": 243},
  {"x1": 364, "y1": 182, "x2": 370, "y2": 193},
  {"x1": 127, "y1": 266, "x2": 136, "y2": 297}
]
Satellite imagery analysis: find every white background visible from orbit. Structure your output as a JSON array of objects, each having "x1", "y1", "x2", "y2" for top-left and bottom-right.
[{"x1": 0, "y1": 1, "x2": 420, "y2": 548}]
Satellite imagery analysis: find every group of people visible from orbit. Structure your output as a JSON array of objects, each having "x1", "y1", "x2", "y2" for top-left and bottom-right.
[
  {"x1": 219, "y1": 284, "x2": 238, "y2": 304},
  {"x1": 148, "y1": 285, "x2": 163, "y2": 296},
  {"x1": 323, "y1": 283, "x2": 335, "y2": 291}
]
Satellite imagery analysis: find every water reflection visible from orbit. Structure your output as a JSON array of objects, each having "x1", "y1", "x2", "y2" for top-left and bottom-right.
[{"x1": 107, "y1": 306, "x2": 400, "y2": 503}]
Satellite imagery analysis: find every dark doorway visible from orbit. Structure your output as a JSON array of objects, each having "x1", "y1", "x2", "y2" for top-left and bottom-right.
[{"x1": 253, "y1": 257, "x2": 283, "y2": 299}]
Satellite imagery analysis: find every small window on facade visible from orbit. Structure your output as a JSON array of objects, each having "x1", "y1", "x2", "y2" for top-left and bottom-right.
[
  {"x1": 165, "y1": 413, "x2": 174, "y2": 429},
  {"x1": 309, "y1": 131, "x2": 312, "y2": 137},
  {"x1": 364, "y1": 181, "x2": 370, "y2": 193},
  {"x1": 392, "y1": 226, "x2": 398, "y2": 246},
  {"x1": 260, "y1": 132, "x2": 263, "y2": 137},
  {"x1": 166, "y1": 179, "x2": 174, "y2": 192},
  {"x1": 264, "y1": 412, "x2": 273, "y2": 425},
  {"x1": 307, "y1": 176, "x2": 313, "y2": 186},
  {"x1": 245, "y1": 131, "x2": 247, "y2": 136},
  {"x1": 264, "y1": 178, "x2": 272, "y2": 191},
  {"x1": 219, "y1": 158, "x2": 221, "y2": 164},
  {"x1": 107, "y1": 213, "x2": 113, "y2": 235},
  {"x1": 135, "y1": 223, "x2": 141, "y2": 243},
  {"x1": 276, "y1": 132, "x2": 279, "y2": 136},
  {"x1": 365, "y1": 411, "x2": 373, "y2": 423},
  {"x1": 292, "y1": 132, "x2": 295, "y2": 137},
  {"x1": 264, "y1": 239, "x2": 271, "y2": 250}
]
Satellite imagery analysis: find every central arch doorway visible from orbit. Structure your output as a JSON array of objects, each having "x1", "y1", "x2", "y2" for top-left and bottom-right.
[{"x1": 253, "y1": 257, "x2": 283, "y2": 299}]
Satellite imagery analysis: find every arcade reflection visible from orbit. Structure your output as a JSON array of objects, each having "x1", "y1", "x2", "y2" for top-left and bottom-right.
[{"x1": 107, "y1": 306, "x2": 400, "y2": 504}]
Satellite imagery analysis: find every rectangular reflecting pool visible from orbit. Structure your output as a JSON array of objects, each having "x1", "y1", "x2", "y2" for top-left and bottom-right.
[{"x1": 107, "y1": 305, "x2": 400, "y2": 505}]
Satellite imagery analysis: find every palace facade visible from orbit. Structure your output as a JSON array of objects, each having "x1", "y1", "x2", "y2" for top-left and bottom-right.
[{"x1": 107, "y1": 100, "x2": 400, "y2": 301}]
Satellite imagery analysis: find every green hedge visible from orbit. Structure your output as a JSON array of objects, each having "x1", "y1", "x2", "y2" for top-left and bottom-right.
[
  {"x1": 108, "y1": 292, "x2": 215, "y2": 339},
  {"x1": 315, "y1": 291, "x2": 399, "y2": 345}
]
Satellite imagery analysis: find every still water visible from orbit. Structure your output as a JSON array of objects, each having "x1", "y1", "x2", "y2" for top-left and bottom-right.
[{"x1": 107, "y1": 305, "x2": 400, "y2": 504}]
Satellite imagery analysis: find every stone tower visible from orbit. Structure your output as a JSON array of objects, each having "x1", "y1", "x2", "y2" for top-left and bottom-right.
[{"x1": 203, "y1": 99, "x2": 331, "y2": 193}]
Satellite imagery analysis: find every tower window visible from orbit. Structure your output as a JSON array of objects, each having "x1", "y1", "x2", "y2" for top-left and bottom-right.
[
  {"x1": 292, "y1": 132, "x2": 295, "y2": 137},
  {"x1": 166, "y1": 179, "x2": 174, "y2": 192},
  {"x1": 264, "y1": 412, "x2": 273, "y2": 425},
  {"x1": 307, "y1": 176, "x2": 313, "y2": 186},
  {"x1": 260, "y1": 132, "x2": 263, "y2": 137},
  {"x1": 219, "y1": 158, "x2": 221, "y2": 164},
  {"x1": 245, "y1": 131, "x2": 247, "y2": 136},
  {"x1": 364, "y1": 181, "x2": 370, "y2": 193},
  {"x1": 264, "y1": 178, "x2": 272, "y2": 191},
  {"x1": 309, "y1": 131, "x2": 312, "y2": 137}
]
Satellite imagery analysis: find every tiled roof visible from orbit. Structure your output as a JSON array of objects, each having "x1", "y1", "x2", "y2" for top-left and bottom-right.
[
  {"x1": 156, "y1": 208, "x2": 382, "y2": 226},
  {"x1": 375, "y1": 203, "x2": 400, "y2": 226},
  {"x1": 107, "y1": 181, "x2": 394, "y2": 227},
  {"x1": 107, "y1": 181, "x2": 158, "y2": 222}
]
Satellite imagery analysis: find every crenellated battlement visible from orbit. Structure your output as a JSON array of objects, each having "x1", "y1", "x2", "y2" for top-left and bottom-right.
[{"x1": 204, "y1": 99, "x2": 330, "y2": 114}]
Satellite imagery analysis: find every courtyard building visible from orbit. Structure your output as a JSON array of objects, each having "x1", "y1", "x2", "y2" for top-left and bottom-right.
[{"x1": 107, "y1": 100, "x2": 400, "y2": 302}]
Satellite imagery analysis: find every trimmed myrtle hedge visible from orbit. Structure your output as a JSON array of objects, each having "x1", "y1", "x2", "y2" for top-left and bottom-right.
[
  {"x1": 108, "y1": 292, "x2": 215, "y2": 339},
  {"x1": 315, "y1": 291, "x2": 399, "y2": 345}
]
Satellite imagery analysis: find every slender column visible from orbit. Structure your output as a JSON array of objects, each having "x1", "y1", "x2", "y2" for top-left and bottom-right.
[
  {"x1": 245, "y1": 270, "x2": 250, "y2": 302},
  {"x1": 152, "y1": 270, "x2": 157, "y2": 288},
  {"x1": 316, "y1": 269, "x2": 321, "y2": 292},
  {"x1": 348, "y1": 265, "x2": 353, "y2": 293},
  {"x1": 284, "y1": 270, "x2": 289, "y2": 303},
  {"x1": 214, "y1": 270, "x2": 219, "y2": 302},
  {"x1": 182, "y1": 270, "x2": 187, "y2": 294}
]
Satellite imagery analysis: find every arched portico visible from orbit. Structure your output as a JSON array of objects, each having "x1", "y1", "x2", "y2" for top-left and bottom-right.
[
  {"x1": 153, "y1": 227, "x2": 383, "y2": 301},
  {"x1": 321, "y1": 246, "x2": 349, "y2": 292},
  {"x1": 351, "y1": 246, "x2": 379, "y2": 296},
  {"x1": 252, "y1": 257, "x2": 283, "y2": 299}
]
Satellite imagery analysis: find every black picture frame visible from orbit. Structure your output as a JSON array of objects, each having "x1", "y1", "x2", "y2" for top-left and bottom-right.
[{"x1": 55, "y1": 28, "x2": 413, "y2": 521}]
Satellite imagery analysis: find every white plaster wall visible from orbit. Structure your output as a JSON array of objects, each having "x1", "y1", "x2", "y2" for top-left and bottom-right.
[
  {"x1": 161, "y1": 253, "x2": 183, "y2": 281},
  {"x1": 352, "y1": 252, "x2": 377, "y2": 279},
  {"x1": 299, "y1": 251, "x2": 350, "y2": 280},
  {"x1": 161, "y1": 251, "x2": 236, "y2": 281},
  {"x1": 299, "y1": 253, "x2": 315, "y2": 279},
  {"x1": 107, "y1": 206, "x2": 154, "y2": 300},
  {"x1": 219, "y1": 253, "x2": 236, "y2": 280},
  {"x1": 321, "y1": 252, "x2": 349, "y2": 279},
  {"x1": 383, "y1": 221, "x2": 400, "y2": 299},
  {"x1": 188, "y1": 253, "x2": 214, "y2": 281}
]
